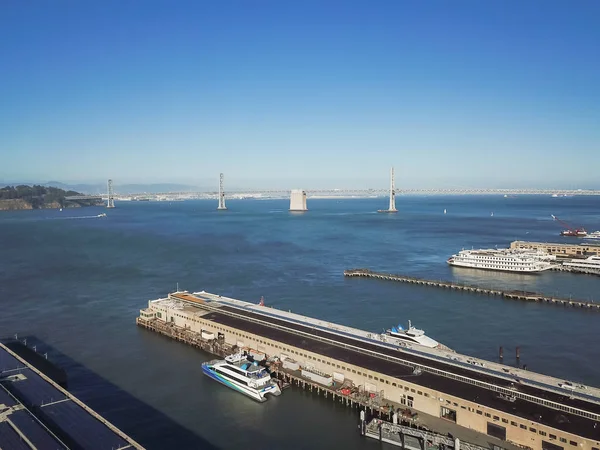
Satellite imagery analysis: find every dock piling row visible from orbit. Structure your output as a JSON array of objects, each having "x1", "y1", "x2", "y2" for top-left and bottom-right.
[
  {"x1": 344, "y1": 269, "x2": 600, "y2": 310},
  {"x1": 136, "y1": 317, "x2": 234, "y2": 357}
]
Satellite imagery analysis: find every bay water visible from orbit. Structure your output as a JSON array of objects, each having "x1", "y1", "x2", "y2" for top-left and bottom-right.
[{"x1": 1, "y1": 195, "x2": 599, "y2": 449}]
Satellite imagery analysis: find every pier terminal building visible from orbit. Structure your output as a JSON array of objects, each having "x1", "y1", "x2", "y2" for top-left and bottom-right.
[{"x1": 137, "y1": 291, "x2": 600, "y2": 450}]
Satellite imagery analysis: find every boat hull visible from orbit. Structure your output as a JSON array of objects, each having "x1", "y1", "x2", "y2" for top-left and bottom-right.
[
  {"x1": 583, "y1": 233, "x2": 600, "y2": 240},
  {"x1": 447, "y1": 260, "x2": 550, "y2": 273},
  {"x1": 201, "y1": 363, "x2": 279, "y2": 402}
]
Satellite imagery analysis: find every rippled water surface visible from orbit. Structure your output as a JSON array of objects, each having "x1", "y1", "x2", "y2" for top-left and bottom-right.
[{"x1": 1, "y1": 195, "x2": 599, "y2": 449}]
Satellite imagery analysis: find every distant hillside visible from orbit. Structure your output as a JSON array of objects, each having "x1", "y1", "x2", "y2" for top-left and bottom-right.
[
  {"x1": 44, "y1": 181, "x2": 107, "y2": 194},
  {"x1": 0, "y1": 185, "x2": 104, "y2": 211}
]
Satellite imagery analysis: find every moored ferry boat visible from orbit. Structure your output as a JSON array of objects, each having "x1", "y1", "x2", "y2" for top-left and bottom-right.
[
  {"x1": 563, "y1": 256, "x2": 600, "y2": 272},
  {"x1": 201, "y1": 355, "x2": 281, "y2": 402},
  {"x1": 447, "y1": 248, "x2": 554, "y2": 273}
]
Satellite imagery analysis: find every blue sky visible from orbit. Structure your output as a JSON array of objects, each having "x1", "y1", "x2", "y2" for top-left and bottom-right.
[{"x1": 1, "y1": 1, "x2": 599, "y2": 189}]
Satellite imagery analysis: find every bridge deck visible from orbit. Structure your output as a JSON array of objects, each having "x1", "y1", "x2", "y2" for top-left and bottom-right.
[{"x1": 69, "y1": 188, "x2": 600, "y2": 200}]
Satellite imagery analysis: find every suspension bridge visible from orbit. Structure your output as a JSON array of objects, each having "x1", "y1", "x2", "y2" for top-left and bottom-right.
[{"x1": 65, "y1": 187, "x2": 600, "y2": 201}]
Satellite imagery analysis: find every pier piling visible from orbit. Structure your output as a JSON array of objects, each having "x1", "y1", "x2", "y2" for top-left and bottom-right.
[{"x1": 343, "y1": 269, "x2": 600, "y2": 311}]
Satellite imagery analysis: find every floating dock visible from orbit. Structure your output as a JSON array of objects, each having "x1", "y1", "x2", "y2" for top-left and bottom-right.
[
  {"x1": 0, "y1": 342, "x2": 144, "y2": 450},
  {"x1": 344, "y1": 269, "x2": 600, "y2": 310},
  {"x1": 363, "y1": 416, "x2": 500, "y2": 450},
  {"x1": 137, "y1": 290, "x2": 600, "y2": 450}
]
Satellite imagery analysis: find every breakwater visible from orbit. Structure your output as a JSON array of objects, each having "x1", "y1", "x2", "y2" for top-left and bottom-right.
[{"x1": 344, "y1": 269, "x2": 600, "y2": 311}]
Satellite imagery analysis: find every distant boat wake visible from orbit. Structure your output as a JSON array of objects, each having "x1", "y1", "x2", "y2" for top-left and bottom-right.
[{"x1": 48, "y1": 214, "x2": 106, "y2": 221}]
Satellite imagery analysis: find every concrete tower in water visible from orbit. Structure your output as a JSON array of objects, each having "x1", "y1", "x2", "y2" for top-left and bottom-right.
[
  {"x1": 289, "y1": 189, "x2": 308, "y2": 212},
  {"x1": 377, "y1": 167, "x2": 398, "y2": 213}
]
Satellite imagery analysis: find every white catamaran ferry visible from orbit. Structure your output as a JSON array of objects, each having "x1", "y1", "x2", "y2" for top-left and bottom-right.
[
  {"x1": 201, "y1": 352, "x2": 281, "y2": 402},
  {"x1": 447, "y1": 248, "x2": 555, "y2": 273}
]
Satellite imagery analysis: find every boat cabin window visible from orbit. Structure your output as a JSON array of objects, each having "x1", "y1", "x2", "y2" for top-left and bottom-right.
[
  {"x1": 215, "y1": 368, "x2": 249, "y2": 386},
  {"x1": 227, "y1": 366, "x2": 247, "y2": 376}
]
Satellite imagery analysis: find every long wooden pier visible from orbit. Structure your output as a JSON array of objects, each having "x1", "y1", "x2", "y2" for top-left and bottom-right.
[{"x1": 344, "y1": 269, "x2": 600, "y2": 310}]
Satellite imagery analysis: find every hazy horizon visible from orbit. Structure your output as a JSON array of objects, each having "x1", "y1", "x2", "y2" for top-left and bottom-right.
[
  {"x1": 1, "y1": 177, "x2": 598, "y2": 193},
  {"x1": 2, "y1": 1, "x2": 599, "y2": 188}
]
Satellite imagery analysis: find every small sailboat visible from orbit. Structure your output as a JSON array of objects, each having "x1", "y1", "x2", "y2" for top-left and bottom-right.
[
  {"x1": 443, "y1": 209, "x2": 447, "y2": 214},
  {"x1": 59, "y1": 208, "x2": 63, "y2": 212},
  {"x1": 491, "y1": 212, "x2": 494, "y2": 217}
]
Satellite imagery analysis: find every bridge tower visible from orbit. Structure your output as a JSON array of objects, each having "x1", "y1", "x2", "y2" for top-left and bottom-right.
[
  {"x1": 217, "y1": 173, "x2": 227, "y2": 210},
  {"x1": 377, "y1": 167, "x2": 398, "y2": 213},
  {"x1": 107, "y1": 179, "x2": 115, "y2": 209},
  {"x1": 388, "y1": 166, "x2": 397, "y2": 211}
]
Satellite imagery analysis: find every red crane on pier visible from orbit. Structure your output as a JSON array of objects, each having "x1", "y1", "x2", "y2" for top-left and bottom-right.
[{"x1": 551, "y1": 215, "x2": 587, "y2": 237}]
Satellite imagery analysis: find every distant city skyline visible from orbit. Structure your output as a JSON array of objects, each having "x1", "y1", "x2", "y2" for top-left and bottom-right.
[
  {"x1": 1, "y1": 176, "x2": 598, "y2": 193},
  {"x1": 2, "y1": 1, "x2": 599, "y2": 189}
]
